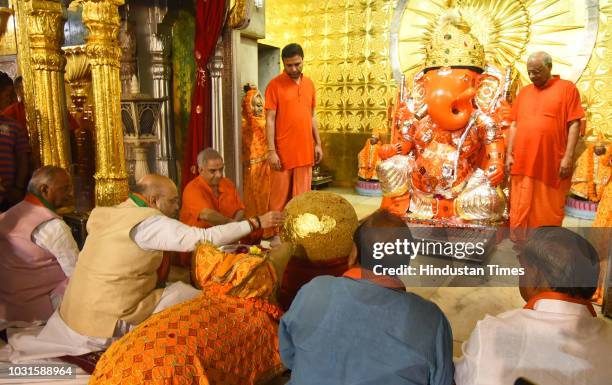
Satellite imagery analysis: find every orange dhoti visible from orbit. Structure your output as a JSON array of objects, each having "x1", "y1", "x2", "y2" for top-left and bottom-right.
[
  {"x1": 269, "y1": 166, "x2": 312, "y2": 211},
  {"x1": 510, "y1": 175, "x2": 571, "y2": 242},
  {"x1": 244, "y1": 160, "x2": 270, "y2": 218}
]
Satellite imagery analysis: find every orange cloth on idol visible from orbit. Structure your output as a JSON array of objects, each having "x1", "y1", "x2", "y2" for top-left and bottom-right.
[
  {"x1": 179, "y1": 176, "x2": 245, "y2": 228},
  {"x1": 510, "y1": 76, "x2": 584, "y2": 188},
  {"x1": 268, "y1": 166, "x2": 312, "y2": 212},
  {"x1": 264, "y1": 72, "x2": 316, "y2": 170},
  {"x1": 571, "y1": 144, "x2": 611, "y2": 202},
  {"x1": 90, "y1": 245, "x2": 284, "y2": 385},
  {"x1": 242, "y1": 87, "x2": 270, "y2": 219},
  {"x1": 593, "y1": 182, "x2": 611, "y2": 227},
  {"x1": 357, "y1": 138, "x2": 381, "y2": 180}
]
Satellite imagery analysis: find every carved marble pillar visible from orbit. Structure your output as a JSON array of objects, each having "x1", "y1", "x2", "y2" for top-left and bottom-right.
[
  {"x1": 148, "y1": 7, "x2": 176, "y2": 182},
  {"x1": 23, "y1": 0, "x2": 70, "y2": 169},
  {"x1": 118, "y1": 16, "x2": 136, "y2": 95},
  {"x1": 209, "y1": 40, "x2": 224, "y2": 157},
  {"x1": 82, "y1": 0, "x2": 129, "y2": 206}
]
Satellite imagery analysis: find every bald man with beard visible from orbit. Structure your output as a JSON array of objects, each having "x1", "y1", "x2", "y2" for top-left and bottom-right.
[{"x1": 4, "y1": 174, "x2": 284, "y2": 361}]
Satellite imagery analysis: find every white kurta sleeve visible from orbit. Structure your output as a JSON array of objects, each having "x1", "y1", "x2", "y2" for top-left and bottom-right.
[
  {"x1": 32, "y1": 218, "x2": 80, "y2": 277},
  {"x1": 131, "y1": 215, "x2": 252, "y2": 252}
]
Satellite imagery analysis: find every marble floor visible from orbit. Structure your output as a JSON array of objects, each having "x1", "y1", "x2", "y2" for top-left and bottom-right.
[
  {"x1": 326, "y1": 186, "x2": 606, "y2": 357},
  {"x1": 170, "y1": 185, "x2": 607, "y2": 360}
]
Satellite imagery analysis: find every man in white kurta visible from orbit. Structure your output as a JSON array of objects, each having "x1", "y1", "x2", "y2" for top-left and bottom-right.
[
  {"x1": 455, "y1": 227, "x2": 612, "y2": 385},
  {"x1": 3, "y1": 174, "x2": 284, "y2": 362}
]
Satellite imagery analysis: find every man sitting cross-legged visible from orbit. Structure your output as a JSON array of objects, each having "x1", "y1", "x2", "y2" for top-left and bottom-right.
[
  {"x1": 3, "y1": 174, "x2": 284, "y2": 362},
  {"x1": 279, "y1": 210, "x2": 455, "y2": 385},
  {"x1": 0, "y1": 166, "x2": 78, "y2": 329}
]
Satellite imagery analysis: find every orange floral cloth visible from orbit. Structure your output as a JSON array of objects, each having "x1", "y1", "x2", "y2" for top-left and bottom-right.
[
  {"x1": 90, "y1": 244, "x2": 284, "y2": 385},
  {"x1": 571, "y1": 144, "x2": 611, "y2": 202},
  {"x1": 357, "y1": 138, "x2": 381, "y2": 180},
  {"x1": 593, "y1": 182, "x2": 611, "y2": 227},
  {"x1": 242, "y1": 87, "x2": 270, "y2": 220}
]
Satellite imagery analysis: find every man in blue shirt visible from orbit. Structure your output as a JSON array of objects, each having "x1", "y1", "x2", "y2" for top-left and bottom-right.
[{"x1": 279, "y1": 210, "x2": 454, "y2": 385}]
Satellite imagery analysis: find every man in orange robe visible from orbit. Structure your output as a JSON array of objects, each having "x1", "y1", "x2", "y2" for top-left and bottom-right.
[
  {"x1": 265, "y1": 43, "x2": 323, "y2": 215},
  {"x1": 180, "y1": 148, "x2": 245, "y2": 229},
  {"x1": 506, "y1": 52, "x2": 584, "y2": 242},
  {"x1": 178, "y1": 148, "x2": 245, "y2": 265}
]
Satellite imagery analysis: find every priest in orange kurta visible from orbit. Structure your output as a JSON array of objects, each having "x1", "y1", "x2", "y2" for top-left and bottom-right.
[
  {"x1": 265, "y1": 44, "x2": 323, "y2": 214},
  {"x1": 506, "y1": 52, "x2": 584, "y2": 242},
  {"x1": 180, "y1": 148, "x2": 245, "y2": 230}
]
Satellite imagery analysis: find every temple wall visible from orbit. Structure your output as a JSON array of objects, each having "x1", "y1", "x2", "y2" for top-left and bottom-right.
[
  {"x1": 240, "y1": 36, "x2": 259, "y2": 87},
  {"x1": 261, "y1": 0, "x2": 612, "y2": 187}
]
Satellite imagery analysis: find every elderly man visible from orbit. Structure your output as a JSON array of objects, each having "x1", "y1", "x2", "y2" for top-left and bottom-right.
[
  {"x1": 4, "y1": 174, "x2": 284, "y2": 361},
  {"x1": 455, "y1": 227, "x2": 611, "y2": 384},
  {"x1": 279, "y1": 210, "x2": 454, "y2": 385},
  {"x1": 180, "y1": 148, "x2": 245, "y2": 228},
  {"x1": 506, "y1": 52, "x2": 583, "y2": 242},
  {"x1": 0, "y1": 166, "x2": 78, "y2": 328}
]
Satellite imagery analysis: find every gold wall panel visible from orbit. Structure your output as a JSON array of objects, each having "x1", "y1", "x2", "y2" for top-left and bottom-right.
[
  {"x1": 262, "y1": 0, "x2": 397, "y2": 135},
  {"x1": 578, "y1": 0, "x2": 612, "y2": 142},
  {"x1": 263, "y1": 0, "x2": 612, "y2": 185}
]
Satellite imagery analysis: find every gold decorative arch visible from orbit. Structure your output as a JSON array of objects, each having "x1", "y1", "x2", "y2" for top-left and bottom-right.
[{"x1": 390, "y1": 0, "x2": 599, "y2": 86}]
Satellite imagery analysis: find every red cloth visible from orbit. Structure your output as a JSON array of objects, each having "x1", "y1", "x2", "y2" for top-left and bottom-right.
[
  {"x1": 278, "y1": 256, "x2": 347, "y2": 310},
  {"x1": 268, "y1": 165, "x2": 312, "y2": 211},
  {"x1": 2, "y1": 102, "x2": 27, "y2": 135},
  {"x1": 264, "y1": 72, "x2": 316, "y2": 170},
  {"x1": 181, "y1": 0, "x2": 226, "y2": 191},
  {"x1": 510, "y1": 76, "x2": 584, "y2": 188}
]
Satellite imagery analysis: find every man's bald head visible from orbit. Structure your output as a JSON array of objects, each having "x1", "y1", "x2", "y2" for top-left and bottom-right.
[
  {"x1": 527, "y1": 51, "x2": 553, "y2": 88},
  {"x1": 134, "y1": 174, "x2": 179, "y2": 217},
  {"x1": 27, "y1": 166, "x2": 73, "y2": 208}
]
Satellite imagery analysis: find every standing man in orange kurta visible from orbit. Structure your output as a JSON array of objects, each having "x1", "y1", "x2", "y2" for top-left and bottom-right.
[
  {"x1": 265, "y1": 43, "x2": 323, "y2": 215},
  {"x1": 506, "y1": 52, "x2": 584, "y2": 242}
]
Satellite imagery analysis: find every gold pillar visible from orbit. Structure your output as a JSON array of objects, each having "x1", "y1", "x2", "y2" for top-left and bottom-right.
[
  {"x1": 14, "y1": 1, "x2": 37, "y2": 166},
  {"x1": 22, "y1": 0, "x2": 70, "y2": 169},
  {"x1": 82, "y1": 0, "x2": 128, "y2": 206}
]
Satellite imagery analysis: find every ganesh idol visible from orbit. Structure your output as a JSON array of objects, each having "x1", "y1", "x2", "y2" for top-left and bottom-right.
[{"x1": 377, "y1": 11, "x2": 512, "y2": 225}]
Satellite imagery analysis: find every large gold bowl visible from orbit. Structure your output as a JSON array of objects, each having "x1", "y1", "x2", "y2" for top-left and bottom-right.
[{"x1": 281, "y1": 191, "x2": 358, "y2": 262}]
